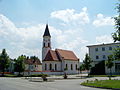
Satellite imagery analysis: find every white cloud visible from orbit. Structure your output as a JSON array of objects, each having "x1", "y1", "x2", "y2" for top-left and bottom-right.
[
  {"x1": 93, "y1": 14, "x2": 114, "y2": 27},
  {"x1": 96, "y1": 35, "x2": 113, "y2": 44},
  {"x1": 51, "y1": 7, "x2": 89, "y2": 24},
  {"x1": 0, "y1": 14, "x2": 88, "y2": 61},
  {"x1": 80, "y1": 46, "x2": 88, "y2": 61}
]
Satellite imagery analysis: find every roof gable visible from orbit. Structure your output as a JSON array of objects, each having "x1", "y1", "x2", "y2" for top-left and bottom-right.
[
  {"x1": 24, "y1": 59, "x2": 41, "y2": 65},
  {"x1": 44, "y1": 50, "x2": 59, "y2": 61}
]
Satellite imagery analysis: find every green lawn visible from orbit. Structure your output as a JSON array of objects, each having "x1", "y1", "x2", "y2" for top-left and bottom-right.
[
  {"x1": 0, "y1": 74, "x2": 17, "y2": 77},
  {"x1": 89, "y1": 75, "x2": 120, "y2": 77},
  {"x1": 81, "y1": 80, "x2": 120, "y2": 89}
]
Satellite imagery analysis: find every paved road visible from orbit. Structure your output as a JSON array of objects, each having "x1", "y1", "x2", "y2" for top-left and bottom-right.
[{"x1": 0, "y1": 77, "x2": 108, "y2": 90}]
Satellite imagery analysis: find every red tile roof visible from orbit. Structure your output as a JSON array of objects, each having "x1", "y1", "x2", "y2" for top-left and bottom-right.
[
  {"x1": 44, "y1": 50, "x2": 59, "y2": 61},
  {"x1": 56, "y1": 49, "x2": 79, "y2": 61},
  {"x1": 43, "y1": 49, "x2": 79, "y2": 61},
  {"x1": 24, "y1": 59, "x2": 42, "y2": 65}
]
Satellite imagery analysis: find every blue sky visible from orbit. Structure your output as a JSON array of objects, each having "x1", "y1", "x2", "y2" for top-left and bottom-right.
[{"x1": 0, "y1": 0, "x2": 118, "y2": 61}]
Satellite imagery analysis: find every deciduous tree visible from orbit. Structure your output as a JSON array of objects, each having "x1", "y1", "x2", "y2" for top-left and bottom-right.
[
  {"x1": 112, "y1": 0, "x2": 120, "y2": 42},
  {"x1": 14, "y1": 55, "x2": 26, "y2": 76}
]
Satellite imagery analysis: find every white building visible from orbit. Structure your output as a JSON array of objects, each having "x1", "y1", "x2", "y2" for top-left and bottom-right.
[
  {"x1": 87, "y1": 42, "x2": 120, "y2": 74},
  {"x1": 42, "y1": 24, "x2": 79, "y2": 74},
  {"x1": 24, "y1": 59, "x2": 42, "y2": 72}
]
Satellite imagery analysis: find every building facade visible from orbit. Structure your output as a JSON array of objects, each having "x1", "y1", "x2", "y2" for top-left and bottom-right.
[
  {"x1": 42, "y1": 24, "x2": 79, "y2": 74},
  {"x1": 87, "y1": 42, "x2": 120, "y2": 74},
  {"x1": 24, "y1": 59, "x2": 42, "y2": 72}
]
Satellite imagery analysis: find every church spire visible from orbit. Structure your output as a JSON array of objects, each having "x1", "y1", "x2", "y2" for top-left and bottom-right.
[
  {"x1": 42, "y1": 24, "x2": 51, "y2": 60},
  {"x1": 43, "y1": 24, "x2": 51, "y2": 37}
]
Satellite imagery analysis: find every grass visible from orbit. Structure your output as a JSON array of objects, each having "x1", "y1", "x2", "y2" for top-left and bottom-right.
[
  {"x1": 89, "y1": 75, "x2": 120, "y2": 77},
  {"x1": 0, "y1": 74, "x2": 17, "y2": 77},
  {"x1": 81, "y1": 80, "x2": 120, "y2": 89}
]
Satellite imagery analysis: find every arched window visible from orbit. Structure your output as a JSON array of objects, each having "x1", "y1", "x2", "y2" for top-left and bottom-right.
[
  {"x1": 71, "y1": 64, "x2": 73, "y2": 70},
  {"x1": 55, "y1": 64, "x2": 57, "y2": 71},
  {"x1": 43, "y1": 43, "x2": 45, "y2": 47},
  {"x1": 76, "y1": 64, "x2": 77, "y2": 70},
  {"x1": 49, "y1": 64, "x2": 52, "y2": 70},
  {"x1": 66, "y1": 64, "x2": 68, "y2": 69},
  {"x1": 45, "y1": 64, "x2": 47, "y2": 70},
  {"x1": 48, "y1": 43, "x2": 50, "y2": 47}
]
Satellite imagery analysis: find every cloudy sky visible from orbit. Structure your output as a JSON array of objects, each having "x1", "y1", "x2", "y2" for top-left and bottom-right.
[{"x1": 0, "y1": 0, "x2": 117, "y2": 61}]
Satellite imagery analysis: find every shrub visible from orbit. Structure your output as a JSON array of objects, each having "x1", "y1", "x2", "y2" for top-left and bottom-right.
[{"x1": 29, "y1": 74, "x2": 48, "y2": 77}]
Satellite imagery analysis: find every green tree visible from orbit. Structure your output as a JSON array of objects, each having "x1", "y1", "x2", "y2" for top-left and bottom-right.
[
  {"x1": 106, "y1": 55, "x2": 114, "y2": 80},
  {"x1": 79, "y1": 64, "x2": 85, "y2": 78},
  {"x1": 114, "y1": 47, "x2": 120, "y2": 60},
  {"x1": 30, "y1": 56, "x2": 39, "y2": 60},
  {"x1": 79, "y1": 64, "x2": 85, "y2": 74},
  {"x1": 14, "y1": 55, "x2": 26, "y2": 76},
  {"x1": 83, "y1": 53, "x2": 92, "y2": 76},
  {"x1": 112, "y1": 0, "x2": 120, "y2": 42},
  {"x1": 0, "y1": 49, "x2": 10, "y2": 76}
]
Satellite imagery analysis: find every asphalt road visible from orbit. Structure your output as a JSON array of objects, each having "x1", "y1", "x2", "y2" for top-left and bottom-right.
[{"x1": 0, "y1": 77, "x2": 106, "y2": 90}]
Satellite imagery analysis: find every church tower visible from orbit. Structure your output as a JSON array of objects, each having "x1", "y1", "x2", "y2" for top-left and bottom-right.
[{"x1": 42, "y1": 24, "x2": 51, "y2": 60}]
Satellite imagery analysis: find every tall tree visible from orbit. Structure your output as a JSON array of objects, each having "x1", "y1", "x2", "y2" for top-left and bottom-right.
[
  {"x1": 83, "y1": 53, "x2": 92, "y2": 76},
  {"x1": 0, "y1": 49, "x2": 10, "y2": 76},
  {"x1": 112, "y1": 0, "x2": 120, "y2": 42},
  {"x1": 106, "y1": 55, "x2": 114, "y2": 80},
  {"x1": 14, "y1": 55, "x2": 25, "y2": 76}
]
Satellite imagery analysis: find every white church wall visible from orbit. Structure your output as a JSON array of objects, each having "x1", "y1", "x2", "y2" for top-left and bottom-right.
[
  {"x1": 42, "y1": 61, "x2": 61, "y2": 71},
  {"x1": 63, "y1": 60, "x2": 79, "y2": 74}
]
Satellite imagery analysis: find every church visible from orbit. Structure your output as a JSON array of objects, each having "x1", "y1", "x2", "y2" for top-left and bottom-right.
[{"x1": 42, "y1": 24, "x2": 79, "y2": 74}]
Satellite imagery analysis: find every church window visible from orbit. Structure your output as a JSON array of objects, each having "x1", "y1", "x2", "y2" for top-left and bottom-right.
[
  {"x1": 45, "y1": 64, "x2": 47, "y2": 70},
  {"x1": 66, "y1": 64, "x2": 68, "y2": 69},
  {"x1": 55, "y1": 64, "x2": 57, "y2": 71},
  {"x1": 43, "y1": 43, "x2": 45, "y2": 47},
  {"x1": 48, "y1": 43, "x2": 50, "y2": 47},
  {"x1": 49, "y1": 64, "x2": 52, "y2": 70},
  {"x1": 76, "y1": 64, "x2": 78, "y2": 70},
  {"x1": 71, "y1": 64, "x2": 73, "y2": 70}
]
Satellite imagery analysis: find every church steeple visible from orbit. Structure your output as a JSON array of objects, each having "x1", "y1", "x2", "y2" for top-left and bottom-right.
[
  {"x1": 43, "y1": 24, "x2": 51, "y2": 37},
  {"x1": 42, "y1": 24, "x2": 51, "y2": 60}
]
